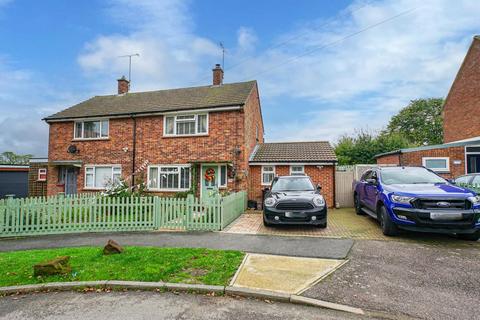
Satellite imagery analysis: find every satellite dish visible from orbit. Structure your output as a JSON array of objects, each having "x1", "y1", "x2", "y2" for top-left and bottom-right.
[{"x1": 67, "y1": 145, "x2": 78, "y2": 154}]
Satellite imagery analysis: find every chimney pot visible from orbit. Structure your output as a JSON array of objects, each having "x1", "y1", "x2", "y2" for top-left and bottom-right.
[
  {"x1": 212, "y1": 64, "x2": 224, "y2": 86},
  {"x1": 117, "y1": 76, "x2": 130, "y2": 94}
]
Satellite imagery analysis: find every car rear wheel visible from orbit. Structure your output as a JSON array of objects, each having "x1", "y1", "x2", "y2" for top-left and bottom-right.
[
  {"x1": 379, "y1": 205, "x2": 399, "y2": 236},
  {"x1": 457, "y1": 231, "x2": 480, "y2": 241},
  {"x1": 354, "y1": 194, "x2": 365, "y2": 215}
]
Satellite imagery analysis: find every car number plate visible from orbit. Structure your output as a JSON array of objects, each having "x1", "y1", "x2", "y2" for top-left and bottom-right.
[
  {"x1": 430, "y1": 212, "x2": 463, "y2": 221},
  {"x1": 285, "y1": 212, "x2": 305, "y2": 218}
]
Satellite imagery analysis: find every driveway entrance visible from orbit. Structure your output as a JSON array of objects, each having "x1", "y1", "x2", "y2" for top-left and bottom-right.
[{"x1": 223, "y1": 208, "x2": 479, "y2": 243}]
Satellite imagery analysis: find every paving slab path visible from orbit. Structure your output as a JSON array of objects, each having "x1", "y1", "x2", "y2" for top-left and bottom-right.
[{"x1": 0, "y1": 231, "x2": 354, "y2": 259}]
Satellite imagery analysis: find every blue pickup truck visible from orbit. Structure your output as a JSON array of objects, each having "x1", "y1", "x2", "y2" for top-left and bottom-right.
[{"x1": 353, "y1": 166, "x2": 480, "y2": 241}]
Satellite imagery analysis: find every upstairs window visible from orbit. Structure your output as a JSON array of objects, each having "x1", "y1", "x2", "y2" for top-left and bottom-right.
[
  {"x1": 164, "y1": 114, "x2": 208, "y2": 136},
  {"x1": 74, "y1": 120, "x2": 109, "y2": 139}
]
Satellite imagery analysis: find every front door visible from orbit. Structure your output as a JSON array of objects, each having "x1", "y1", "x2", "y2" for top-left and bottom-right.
[
  {"x1": 65, "y1": 168, "x2": 77, "y2": 195},
  {"x1": 201, "y1": 165, "x2": 219, "y2": 200}
]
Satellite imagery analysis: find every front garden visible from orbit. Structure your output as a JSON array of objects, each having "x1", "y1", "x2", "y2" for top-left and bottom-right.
[{"x1": 0, "y1": 246, "x2": 244, "y2": 287}]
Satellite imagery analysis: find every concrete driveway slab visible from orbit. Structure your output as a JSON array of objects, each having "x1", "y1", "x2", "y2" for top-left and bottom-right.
[{"x1": 231, "y1": 253, "x2": 346, "y2": 294}]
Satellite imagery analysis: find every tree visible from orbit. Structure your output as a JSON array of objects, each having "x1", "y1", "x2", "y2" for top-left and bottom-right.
[
  {"x1": 335, "y1": 130, "x2": 410, "y2": 165},
  {"x1": 0, "y1": 151, "x2": 32, "y2": 165},
  {"x1": 385, "y1": 98, "x2": 444, "y2": 145}
]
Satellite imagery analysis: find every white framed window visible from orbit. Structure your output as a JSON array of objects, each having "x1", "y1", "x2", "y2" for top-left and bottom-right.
[
  {"x1": 84, "y1": 165, "x2": 121, "y2": 189},
  {"x1": 261, "y1": 165, "x2": 275, "y2": 185},
  {"x1": 422, "y1": 157, "x2": 450, "y2": 172},
  {"x1": 163, "y1": 113, "x2": 208, "y2": 136},
  {"x1": 290, "y1": 165, "x2": 305, "y2": 175},
  {"x1": 37, "y1": 168, "x2": 47, "y2": 181},
  {"x1": 74, "y1": 119, "x2": 109, "y2": 139},
  {"x1": 219, "y1": 165, "x2": 227, "y2": 188},
  {"x1": 148, "y1": 165, "x2": 191, "y2": 191}
]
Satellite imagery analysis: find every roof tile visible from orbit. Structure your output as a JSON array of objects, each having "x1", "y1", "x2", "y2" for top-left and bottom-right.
[
  {"x1": 250, "y1": 141, "x2": 337, "y2": 163},
  {"x1": 45, "y1": 81, "x2": 256, "y2": 120}
]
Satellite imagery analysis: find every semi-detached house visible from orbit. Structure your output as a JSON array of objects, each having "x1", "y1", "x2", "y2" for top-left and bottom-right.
[{"x1": 44, "y1": 64, "x2": 337, "y2": 207}]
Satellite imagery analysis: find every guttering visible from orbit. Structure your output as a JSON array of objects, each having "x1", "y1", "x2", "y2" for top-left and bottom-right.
[
  {"x1": 43, "y1": 105, "x2": 243, "y2": 123},
  {"x1": 249, "y1": 162, "x2": 337, "y2": 166}
]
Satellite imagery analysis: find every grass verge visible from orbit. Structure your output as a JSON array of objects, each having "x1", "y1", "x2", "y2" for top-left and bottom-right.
[{"x1": 0, "y1": 247, "x2": 244, "y2": 287}]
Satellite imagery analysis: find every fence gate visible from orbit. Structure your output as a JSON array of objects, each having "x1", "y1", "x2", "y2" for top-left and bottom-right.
[{"x1": 335, "y1": 169, "x2": 354, "y2": 208}]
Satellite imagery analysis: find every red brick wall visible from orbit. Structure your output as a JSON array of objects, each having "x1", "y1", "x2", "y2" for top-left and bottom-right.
[
  {"x1": 28, "y1": 162, "x2": 48, "y2": 197},
  {"x1": 376, "y1": 153, "x2": 400, "y2": 165},
  {"x1": 399, "y1": 147, "x2": 465, "y2": 178},
  {"x1": 377, "y1": 147, "x2": 465, "y2": 179},
  {"x1": 443, "y1": 38, "x2": 480, "y2": 143},
  {"x1": 47, "y1": 95, "x2": 263, "y2": 196},
  {"x1": 249, "y1": 165, "x2": 335, "y2": 208}
]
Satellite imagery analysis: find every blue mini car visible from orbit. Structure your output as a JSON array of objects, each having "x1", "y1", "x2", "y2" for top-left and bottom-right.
[{"x1": 353, "y1": 166, "x2": 480, "y2": 240}]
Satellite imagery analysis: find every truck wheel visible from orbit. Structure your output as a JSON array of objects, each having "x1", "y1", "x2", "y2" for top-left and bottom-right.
[
  {"x1": 379, "y1": 205, "x2": 399, "y2": 236},
  {"x1": 457, "y1": 231, "x2": 480, "y2": 241},
  {"x1": 354, "y1": 194, "x2": 365, "y2": 215}
]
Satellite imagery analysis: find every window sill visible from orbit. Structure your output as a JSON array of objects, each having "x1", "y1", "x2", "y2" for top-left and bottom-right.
[
  {"x1": 147, "y1": 188, "x2": 190, "y2": 192},
  {"x1": 162, "y1": 134, "x2": 209, "y2": 138},
  {"x1": 72, "y1": 138, "x2": 110, "y2": 142},
  {"x1": 83, "y1": 187, "x2": 106, "y2": 191}
]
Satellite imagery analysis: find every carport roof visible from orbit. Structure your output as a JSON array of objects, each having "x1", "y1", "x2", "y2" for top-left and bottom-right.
[{"x1": 249, "y1": 141, "x2": 337, "y2": 163}]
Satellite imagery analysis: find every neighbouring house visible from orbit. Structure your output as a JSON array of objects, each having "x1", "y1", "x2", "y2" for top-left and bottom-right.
[
  {"x1": 0, "y1": 164, "x2": 29, "y2": 198},
  {"x1": 375, "y1": 35, "x2": 480, "y2": 178},
  {"x1": 43, "y1": 64, "x2": 337, "y2": 207}
]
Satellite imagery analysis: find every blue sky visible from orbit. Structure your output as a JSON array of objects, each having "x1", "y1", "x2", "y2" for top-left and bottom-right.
[{"x1": 1, "y1": 0, "x2": 480, "y2": 156}]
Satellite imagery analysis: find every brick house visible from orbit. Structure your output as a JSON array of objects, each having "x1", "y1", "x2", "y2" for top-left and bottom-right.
[
  {"x1": 375, "y1": 35, "x2": 480, "y2": 179},
  {"x1": 43, "y1": 65, "x2": 337, "y2": 206}
]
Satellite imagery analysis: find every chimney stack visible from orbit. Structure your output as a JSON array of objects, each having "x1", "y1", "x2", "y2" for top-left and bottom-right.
[
  {"x1": 117, "y1": 76, "x2": 130, "y2": 94},
  {"x1": 212, "y1": 64, "x2": 224, "y2": 86}
]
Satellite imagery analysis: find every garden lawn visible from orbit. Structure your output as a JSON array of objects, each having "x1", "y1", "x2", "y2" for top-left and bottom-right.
[{"x1": 0, "y1": 247, "x2": 245, "y2": 287}]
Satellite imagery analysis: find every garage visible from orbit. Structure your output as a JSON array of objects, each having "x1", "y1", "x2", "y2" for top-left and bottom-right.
[{"x1": 0, "y1": 165, "x2": 29, "y2": 198}]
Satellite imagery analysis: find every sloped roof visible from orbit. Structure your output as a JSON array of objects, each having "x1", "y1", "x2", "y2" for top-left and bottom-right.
[
  {"x1": 250, "y1": 141, "x2": 337, "y2": 163},
  {"x1": 44, "y1": 81, "x2": 257, "y2": 121}
]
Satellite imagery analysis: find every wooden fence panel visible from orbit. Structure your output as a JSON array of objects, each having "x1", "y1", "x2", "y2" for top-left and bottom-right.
[{"x1": 335, "y1": 170, "x2": 354, "y2": 208}]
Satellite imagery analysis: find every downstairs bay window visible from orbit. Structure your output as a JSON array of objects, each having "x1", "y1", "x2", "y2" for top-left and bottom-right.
[
  {"x1": 148, "y1": 165, "x2": 191, "y2": 191},
  {"x1": 85, "y1": 166, "x2": 121, "y2": 189}
]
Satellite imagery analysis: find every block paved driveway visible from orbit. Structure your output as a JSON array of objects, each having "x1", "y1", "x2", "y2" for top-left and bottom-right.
[{"x1": 223, "y1": 208, "x2": 478, "y2": 244}]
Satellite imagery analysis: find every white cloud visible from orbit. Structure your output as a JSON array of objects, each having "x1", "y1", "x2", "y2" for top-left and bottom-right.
[
  {"x1": 77, "y1": 0, "x2": 221, "y2": 92},
  {"x1": 224, "y1": 0, "x2": 480, "y2": 141}
]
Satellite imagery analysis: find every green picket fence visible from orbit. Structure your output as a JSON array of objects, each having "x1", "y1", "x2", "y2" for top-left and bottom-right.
[{"x1": 0, "y1": 191, "x2": 247, "y2": 237}]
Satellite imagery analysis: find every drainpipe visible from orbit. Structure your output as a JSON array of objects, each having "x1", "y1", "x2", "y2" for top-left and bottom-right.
[{"x1": 131, "y1": 115, "x2": 137, "y2": 190}]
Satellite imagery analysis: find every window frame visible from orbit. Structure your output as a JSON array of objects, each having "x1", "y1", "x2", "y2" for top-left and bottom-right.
[
  {"x1": 163, "y1": 113, "x2": 209, "y2": 137},
  {"x1": 73, "y1": 119, "x2": 109, "y2": 140},
  {"x1": 147, "y1": 164, "x2": 192, "y2": 192},
  {"x1": 422, "y1": 157, "x2": 450, "y2": 172},
  {"x1": 290, "y1": 165, "x2": 305, "y2": 176},
  {"x1": 84, "y1": 165, "x2": 122, "y2": 190},
  {"x1": 37, "y1": 168, "x2": 47, "y2": 181},
  {"x1": 261, "y1": 165, "x2": 276, "y2": 186}
]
